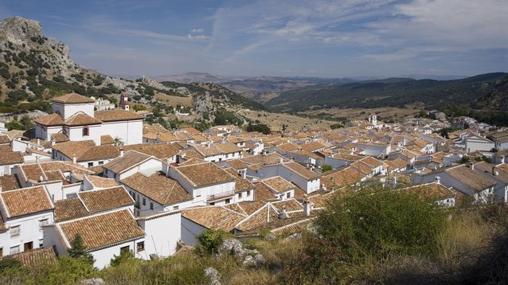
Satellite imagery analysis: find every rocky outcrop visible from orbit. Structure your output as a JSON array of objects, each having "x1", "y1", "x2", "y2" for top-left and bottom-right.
[
  {"x1": 204, "y1": 267, "x2": 221, "y2": 285},
  {"x1": 218, "y1": 238, "x2": 265, "y2": 268}
]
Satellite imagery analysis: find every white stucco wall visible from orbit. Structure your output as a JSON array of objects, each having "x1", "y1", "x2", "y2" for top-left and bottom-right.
[
  {"x1": 137, "y1": 212, "x2": 181, "y2": 259},
  {"x1": 98, "y1": 120, "x2": 143, "y2": 146},
  {"x1": 1, "y1": 211, "x2": 54, "y2": 256}
]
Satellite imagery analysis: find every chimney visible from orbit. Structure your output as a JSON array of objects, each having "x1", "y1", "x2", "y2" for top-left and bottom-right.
[
  {"x1": 278, "y1": 207, "x2": 289, "y2": 219},
  {"x1": 241, "y1": 169, "x2": 246, "y2": 179},
  {"x1": 37, "y1": 138, "x2": 40, "y2": 145},
  {"x1": 471, "y1": 163, "x2": 475, "y2": 171},
  {"x1": 120, "y1": 149, "x2": 124, "y2": 157},
  {"x1": 492, "y1": 166, "x2": 499, "y2": 176},
  {"x1": 72, "y1": 156, "x2": 77, "y2": 164},
  {"x1": 435, "y1": 176, "x2": 441, "y2": 185},
  {"x1": 279, "y1": 157, "x2": 284, "y2": 165},
  {"x1": 39, "y1": 175, "x2": 44, "y2": 182},
  {"x1": 502, "y1": 156, "x2": 506, "y2": 164},
  {"x1": 303, "y1": 200, "x2": 312, "y2": 217}
]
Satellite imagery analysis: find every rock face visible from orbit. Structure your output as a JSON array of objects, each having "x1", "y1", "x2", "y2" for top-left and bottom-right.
[
  {"x1": 204, "y1": 267, "x2": 221, "y2": 285},
  {"x1": 79, "y1": 278, "x2": 105, "y2": 285},
  {"x1": 218, "y1": 238, "x2": 265, "y2": 268}
]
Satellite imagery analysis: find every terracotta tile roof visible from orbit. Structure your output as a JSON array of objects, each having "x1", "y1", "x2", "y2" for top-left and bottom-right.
[
  {"x1": 0, "y1": 151, "x2": 23, "y2": 165},
  {"x1": 51, "y1": 132, "x2": 69, "y2": 143},
  {"x1": 39, "y1": 161, "x2": 94, "y2": 180},
  {"x1": 54, "y1": 198, "x2": 88, "y2": 222},
  {"x1": 84, "y1": 175, "x2": 119, "y2": 189},
  {"x1": 321, "y1": 166, "x2": 364, "y2": 190},
  {"x1": 301, "y1": 141, "x2": 326, "y2": 152},
  {"x1": 0, "y1": 175, "x2": 21, "y2": 191},
  {"x1": 401, "y1": 182, "x2": 459, "y2": 202},
  {"x1": 11, "y1": 247, "x2": 57, "y2": 267},
  {"x1": 53, "y1": 141, "x2": 120, "y2": 162},
  {"x1": 236, "y1": 200, "x2": 267, "y2": 215},
  {"x1": 262, "y1": 176, "x2": 295, "y2": 193},
  {"x1": 95, "y1": 109, "x2": 143, "y2": 122},
  {"x1": 253, "y1": 182, "x2": 277, "y2": 202},
  {"x1": 271, "y1": 199, "x2": 304, "y2": 212},
  {"x1": 52, "y1": 93, "x2": 95, "y2": 104},
  {"x1": 100, "y1": 135, "x2": 114, "y2": 145},
  {"x1": 182, "y1": 206, "x2": 246, "y2": 231},
  {"x1": 78, "y1": 145, "x2": 120, "y2": 162},
  {"x1": 0, "y1": 186, "x2": 54, "y2": 218},
  {"x1": 121, "y1": 172, "x2": 192, "y2": 205},
  {"x1": 103, "y1": 150, "x2": 151, "y2": 174},
  {"x1": 445, "y1": 165, "x2": 497, "y2": 192},
  {"x1": 78, "y1": 186, "x2": 134, "y2": 213},
  {"x1": 235, "y1": 204, "x2": 279, "y2": 232},
  {"x1": 224, "y1": 168, "x2": 254, "y2": 193},
  {"x1": 59, "y1": 210, "x2": 144, "y2": 251},
  {"x1": 227, "y1": 159, "x2": 248, "y2": 170},
  {"x1": 34, "y1": 113, "x2": 64, "y2": 126},
  {"x1": 283, "y1": 162, "x2": 319, "y2": 180},
  {"x1": 64, "y1": 112, "x2": 101, "y2": 126},
  {"x1": 123, "y1": 143, "x2": 182, "y2": 160},
  {"x1": 192, "y1": 142, "x2": 241, "y2": 157},
  {"x1": 385, "y1": 158, "x2": 408, "y2": 171},
  {"x1": 0, "y1": 134, "x2": 11, "y2": 144},
  {"x1": 276, "y1": 143, "x2": 299, "y2": 153},
  {"x1": 175, "y1": 162, "x2": 234, "y2": 188},
  {"x1": 52, "y1": 140, "x2": 96, "y2": 159}
]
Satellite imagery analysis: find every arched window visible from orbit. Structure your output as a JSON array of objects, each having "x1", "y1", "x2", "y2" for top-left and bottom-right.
[{"x1": 82, "y1": 127, "x2": 89, "y2": 136}]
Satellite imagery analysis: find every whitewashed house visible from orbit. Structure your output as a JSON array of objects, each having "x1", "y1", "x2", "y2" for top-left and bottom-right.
[
  {"x1": 0, "y1": 186, "x2": 54, "y2": 256},
  {"x1": 34, "y1": 93, "x2": 143, "y2": 146},
  {"x1": 43, "y1": 209, "x2": 145, "y2": 269},
  {"x1": 168, "y1": 162, "x2": 236, "y2": 205},
  {"x1": 103, "y1": 150, "x2": 163, "y2": 181}
]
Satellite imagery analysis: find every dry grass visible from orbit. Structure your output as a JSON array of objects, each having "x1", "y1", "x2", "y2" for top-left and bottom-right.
[
  {"x1": 300, "y1": 105, "x2": 423, "y2": 122},
  {"x1": 233, "y1": 108, "x2": 337, "y2": 132},
  {"x1": 436, "y1": 211, "x2": 499, "y2": 269},
  {"x1": 155, "y1": 93, "x2": 193, "y2": 107}
]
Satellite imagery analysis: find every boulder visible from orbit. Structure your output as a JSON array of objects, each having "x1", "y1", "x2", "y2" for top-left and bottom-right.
[
  {"x1": 79, "y1": 278, "x2": 105, "y2": 285},
  {"x1": 204, "y1": 267, "x2": 221, "y2": 285}
]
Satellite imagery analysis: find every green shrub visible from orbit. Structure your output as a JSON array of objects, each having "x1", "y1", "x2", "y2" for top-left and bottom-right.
[
  {"x1": 197, "y1": 229, "x2": 227, "y2": 255},
  {"x1": 321, "y1": 164, "x2": 333, "y2": 172},
  {"x1": 110, "y1": 250, "x2": 135, "y2": 267}
]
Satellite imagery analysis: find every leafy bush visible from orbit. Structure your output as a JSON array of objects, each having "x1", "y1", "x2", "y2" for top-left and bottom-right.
[
  {"x1": 321, "y1": 164, "x2": 333, "y2": 172},
  {"x1": 197, "y1": 229, "x2": 227, "y2": 255},
  {"x1": 283, "y1": 187, "x2": 446, "y2": 283},
  {"x1": 246, "y1": 122, "x2": 271, "y2": 134},
  {"x1": 110, "y1": 250, "x2": 135, "y2": 267}
]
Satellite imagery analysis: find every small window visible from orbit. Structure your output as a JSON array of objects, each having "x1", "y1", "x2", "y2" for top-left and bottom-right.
[
  {"x1": 87, "y1": 162, "x2": 93, "y2": 167},
  {"x1": 10, "y1": 245, "x2": 20, "y2": 255},
  {"x1": 150, "y1": 202, "x2": 154, "y2": 210},
  {"x1": 142, "y1": 198, "x2": 146, "y2": 206},
  {"x1": 225, "y1": 198, "x2": 231, "y2": 204},
  {"x1": 10, "y1": 225, "x2": 20, "y2": 237},
  {"x1": 98, "y1": 161, "x2": 104, "y2": 165},
  {"x1": 136, "y1": 241, "x2": 145, "y2": 252},
  {"x1": 120, "y1": 246, "x2": 130, "y2": 254},
  {"x1": 238, "y1": 192, "x2": 242, "y2": 198},
  {"x1": 82, "y1": 127, "x2": 89, "y2": 136},
  {"x1": 246, "y1": 190, "x2": 251, "y2": 197},
  {"x1": 173, "y1": 205, "x2": 179, "y2": 210},
  {"x1": 287, "y1": 192, "x2": 291, "y2": 198},
  {"x1": 24, "y1": 241, "x2": 33, "y2": 251},
  {"x1": 39, "y1": 219, "x2": 49, "y2": 231},
  {"x1": 210, "y1": 202, "x2": 215, "y2": 206},
  {"x1": 39, "y1": 239, "x2": 44, "y2": 248}
]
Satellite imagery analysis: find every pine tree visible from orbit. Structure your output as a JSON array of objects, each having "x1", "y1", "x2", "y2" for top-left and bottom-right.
[{"x1": 68, "y1": 234, "x2": 94, "y2": 264}]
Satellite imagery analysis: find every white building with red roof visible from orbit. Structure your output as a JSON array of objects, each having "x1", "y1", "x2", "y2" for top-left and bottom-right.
[{"x1": 34, "y1": 93, "x2": 143, "y2": 146}]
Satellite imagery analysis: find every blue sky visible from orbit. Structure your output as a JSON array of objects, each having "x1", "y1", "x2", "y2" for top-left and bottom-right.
[{"x1": 1, "y1": 0, "x2": 507, "y2": 78}]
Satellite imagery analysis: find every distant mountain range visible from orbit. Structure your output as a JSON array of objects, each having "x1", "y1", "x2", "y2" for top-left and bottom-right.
[{"x1": 266, "y1": 72, "x2": 508, "y2": 112}]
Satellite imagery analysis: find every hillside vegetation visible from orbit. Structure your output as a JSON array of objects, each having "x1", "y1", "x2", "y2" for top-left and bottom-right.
[{"x1": 267, "y1": 73, "x2": 508, "y2": 125}]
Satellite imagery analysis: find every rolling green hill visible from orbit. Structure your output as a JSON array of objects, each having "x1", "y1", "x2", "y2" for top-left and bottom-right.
[{"x1": 267, "y1": 73, "x2": 508, "y2": 112}]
